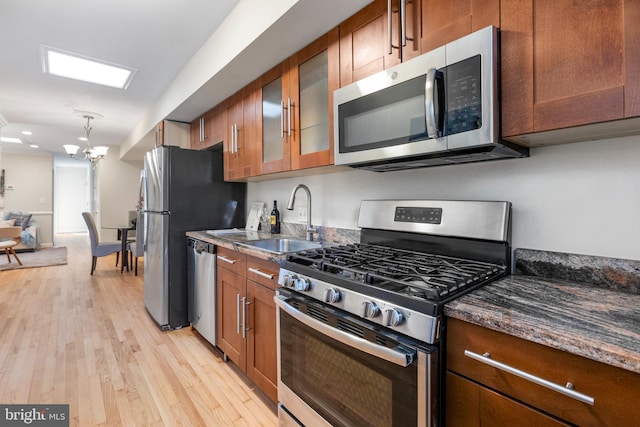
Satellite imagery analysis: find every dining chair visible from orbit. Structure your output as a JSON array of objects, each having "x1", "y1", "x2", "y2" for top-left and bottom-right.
[
  {"x1": 0, "y1": 226, "x2": 23, "y2": 265},
  {"x1": 81, "y1": 212, "x2": 126, "y2": 275},
  {"x1": 128, "y1": 210, "x2": 144, "y2": 276}
]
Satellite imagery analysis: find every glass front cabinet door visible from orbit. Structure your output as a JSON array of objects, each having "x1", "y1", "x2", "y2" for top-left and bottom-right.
[{"x1": 259, "y1": 28, "x2": 339, "y2": 175}]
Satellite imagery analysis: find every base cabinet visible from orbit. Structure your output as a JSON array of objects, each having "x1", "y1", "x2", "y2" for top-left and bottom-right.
[
  {"x1": 446, "y1": 371, "x2": 569, "y2": 427},
  {"x1": 445, "y1": 317, "x2": 640, "y2": 426},
  {"x1": 216, "y1": 247, "x2": 278, "y2": 402}
]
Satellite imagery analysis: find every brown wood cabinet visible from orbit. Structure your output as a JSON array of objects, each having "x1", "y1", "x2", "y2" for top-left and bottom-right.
[
  {"x1": 156, "y1": 120, "x2": 190, "y2": 148},
  {"x1": 224, "y1": 84, "x2": 260, "y2": 181},
  {"x1": 339, "y1": 0, "x2": 422, "y2": 86},
  {"x1": 446, "y1": 371, "x2": 570, "y2": 427},
  {"x1": 216, "y1": 246, "x2": 278, "y2": 403},
  {"x1": 420, "y1": 0, "x2": 499, "y2": 53},
  {"x1": 501, "y1": 0, "x2": 640, "y2": 139},
  {"x1": 253, "y1": 29, "x2": 340, "y2": 177},
  {"x1": 190, "y1": 112, "x2": 210, "y2": 150},
  {"x1": 445, "y1": 317, "x2": 640, "y2": 426}
]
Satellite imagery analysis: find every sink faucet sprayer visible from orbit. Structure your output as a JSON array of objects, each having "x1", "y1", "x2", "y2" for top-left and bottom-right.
[{"x1": 287, "y1": 184, "x2": 316, "y2": 241}]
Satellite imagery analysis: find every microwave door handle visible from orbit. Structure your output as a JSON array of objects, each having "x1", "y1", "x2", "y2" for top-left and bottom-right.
[
  {"x1": 425, "y1": 68, "x2": 443, "y2": 138},
  {"x1": 274, "y1": 296, "x2": 415, "y2": 367}
]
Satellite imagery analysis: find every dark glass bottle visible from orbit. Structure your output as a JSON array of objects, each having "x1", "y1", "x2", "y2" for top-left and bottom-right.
[{"x1": 270, "y1": 200, "x2": 281, "y2": 234}]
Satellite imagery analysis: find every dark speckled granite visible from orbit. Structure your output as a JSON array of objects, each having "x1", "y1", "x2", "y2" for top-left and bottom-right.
[
  {"x1": 515, "y1": 248, "x2": 640, "y2": 294},
  {"x1": 446, "y1": 249, "x2": 640, "y2": 375}
]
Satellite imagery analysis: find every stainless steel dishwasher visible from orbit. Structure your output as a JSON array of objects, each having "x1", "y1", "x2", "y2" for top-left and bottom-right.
[{"x1": 187, "y1": 237, "x2": 216, "y2": 346}]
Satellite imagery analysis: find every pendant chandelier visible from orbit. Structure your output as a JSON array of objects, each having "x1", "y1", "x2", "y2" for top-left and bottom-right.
[{"x1": 63, "y1": 115, "x2": 108, "y2": 162}]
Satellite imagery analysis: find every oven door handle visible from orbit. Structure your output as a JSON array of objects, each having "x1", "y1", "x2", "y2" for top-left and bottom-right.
[{"x1": 274, "y1": 296, "x2": 415, "y2": 367}]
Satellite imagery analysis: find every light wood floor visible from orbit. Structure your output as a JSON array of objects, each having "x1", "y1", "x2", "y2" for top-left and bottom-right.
[{"x1": 0, "y1": 234, "x2": 277, "y2": 426}]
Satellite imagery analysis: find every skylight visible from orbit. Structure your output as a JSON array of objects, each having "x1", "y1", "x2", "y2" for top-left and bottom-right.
[
  {"x1": 1, "y1": 137, "x2": 23, "y2": 144},
  {"x1": 41, "y1": 46, "x2": 136, "y2": 89}
]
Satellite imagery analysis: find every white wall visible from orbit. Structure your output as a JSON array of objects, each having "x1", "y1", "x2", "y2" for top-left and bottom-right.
[
  {"x1": 248, "y1": 135, "x2": 640, "y2": 261},
  {"x1": 0, "y1": 152, "x2": 54, "y2": 245},
  {"x1": 97, "y1": 149, "x2": 143, "y2": 241}
]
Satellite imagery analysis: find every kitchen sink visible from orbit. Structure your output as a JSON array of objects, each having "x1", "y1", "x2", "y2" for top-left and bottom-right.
[{"x1": 238, "y1": 238, "x2": 323, "y2": 254}]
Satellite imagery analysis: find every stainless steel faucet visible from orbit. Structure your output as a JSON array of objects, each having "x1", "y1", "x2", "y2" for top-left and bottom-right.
[{"x1": 287, "y1": 184, "x2": 316, "y2": 241}]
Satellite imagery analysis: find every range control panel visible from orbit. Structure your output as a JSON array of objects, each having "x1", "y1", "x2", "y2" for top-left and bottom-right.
[{"x1": 394, "y1": 207, "x2": 443, "y2": 224}]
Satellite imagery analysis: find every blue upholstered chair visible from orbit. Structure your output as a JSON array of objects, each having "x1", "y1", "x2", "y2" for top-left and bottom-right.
[{"x1": 81, "y1": 212, "x2": 126, "y2": 275}]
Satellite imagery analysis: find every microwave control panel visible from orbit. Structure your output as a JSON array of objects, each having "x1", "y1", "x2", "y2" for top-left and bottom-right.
[{"x1": 445, "y1": 54, "x2": 482, "y2": 135}]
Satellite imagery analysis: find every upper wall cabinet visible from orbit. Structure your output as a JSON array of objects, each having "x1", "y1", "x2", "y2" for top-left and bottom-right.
[
  {"x1": 339, "y1": 0, "x2": 422, "y2": 86},
  {"x1": 225, "y1": 84, "x2": 260, "y2": 181},
  {"x1": 190, "y1": 112, "x2": 209, "y2": 150},
  {"x1": 258, "y1": 61, "x2": 291, "y2": 176},
  {"x1": 256, "y1": 29, "x2": 340, "y2": 176},
  {"x1": 501, "y1": 0, "x2": 640, "y2": 142},
  {"x1": 420, "y1": 0, "x2": 499, "y2": 52},
  {"x1": 289, "y1": 28, "x2": 340, "y2": 170},
  {"x1": 156, "y1": 120, "x2": 190, "y2": 148}
]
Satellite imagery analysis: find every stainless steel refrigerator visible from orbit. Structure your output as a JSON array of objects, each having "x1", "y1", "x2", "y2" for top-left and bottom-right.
[{"x1": 142, "y1": 145, "x2": 246, "y2": 330}]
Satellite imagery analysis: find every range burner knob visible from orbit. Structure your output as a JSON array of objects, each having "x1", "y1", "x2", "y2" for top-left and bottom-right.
[
  {"x1": 283, "y1": 274, "x2": 297, "y2": 288},
  {"x1": 361, "y1": 301, "x2": 380, "y2": 318},
  {"x1": 383, "y1": 308, "x2": 404, "y2": 327},
  {"x1": 295, "y1": 277, "x2": 311, "y2": 292},
  {"x1": 324, "y1": 288, "x2": 341, "y2": 303}
]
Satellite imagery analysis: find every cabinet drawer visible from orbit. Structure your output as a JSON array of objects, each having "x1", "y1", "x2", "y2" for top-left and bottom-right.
[
  {"x1": 216, "y1": 246, "x2": 246, "y2": 275},
  {"x1": 246, "y1": 256, "x2": 279, "y2": 290},
  {"x1": 446, "y1": 318, "x2": 640, "y2": 427}
]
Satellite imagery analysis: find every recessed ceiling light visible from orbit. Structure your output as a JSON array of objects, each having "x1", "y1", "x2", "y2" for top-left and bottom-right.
[
  {"x1": 21, "y1": 131, "x2": 32, "y2": 135},
  {"x1": 30, "y1": 144, "x2": 39, "y2": 148},
  {"x1": 41, "y1": 45, "x2": 136, "y2": 89},
  {"x1": 1, "y1": 137, "x2": 23, "y2": 144}
]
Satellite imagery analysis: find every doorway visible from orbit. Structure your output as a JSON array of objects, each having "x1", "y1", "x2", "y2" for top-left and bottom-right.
[{"x1": 54, "y1": 163, "x2": 91, "y2": 233}]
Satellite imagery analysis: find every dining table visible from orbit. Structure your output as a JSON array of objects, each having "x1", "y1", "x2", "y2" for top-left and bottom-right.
[{"x1": 102, "y1": 225, "x2": 136, "y2": 273}]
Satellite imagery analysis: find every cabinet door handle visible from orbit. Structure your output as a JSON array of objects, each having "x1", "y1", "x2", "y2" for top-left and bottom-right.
[
  {"x1": 218, "y1": 255, "x2": 237, "y2": 265},
  {"x1": 287, "y1": 97, "x2": 292, "y2": 136},
  {"x1": 248, "y1": 267, "x2": 274, "y2": 280},
  {"x1": 464, "y1": 350, "x2": 595, "y2": 406},
  {"x1": 387, "y1": 0, "x2": 393, "y2": 54},
  {"x1": 241, "y1": 297, "x2": 251, "y2": 338},
  {"x1": 280, "y1": 100, "x2": 285, "y2": 138},
  {"x1": 236, "y1": 293, "x2": 241, "y2": 334},
  {"x1": 400, "y1": 0, "x2": 407, "y2": 47},
  {"x1": 236, "y1": 123, "x2": 239, "y2": 153}
]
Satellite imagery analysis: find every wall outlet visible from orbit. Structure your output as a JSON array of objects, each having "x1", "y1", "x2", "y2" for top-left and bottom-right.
[{"x1": 297, "y1": 206, "x2": 308, "y2": 223}]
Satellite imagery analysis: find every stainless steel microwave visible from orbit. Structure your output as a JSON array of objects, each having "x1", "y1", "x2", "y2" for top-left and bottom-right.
[{"x1": 334, "y1": 26, "x2": 528, "y2": 171}]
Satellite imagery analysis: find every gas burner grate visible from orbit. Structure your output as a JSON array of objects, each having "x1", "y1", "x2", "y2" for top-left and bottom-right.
[{"x1": 288, "y1": 243, "x2": 504, "y2": 301}]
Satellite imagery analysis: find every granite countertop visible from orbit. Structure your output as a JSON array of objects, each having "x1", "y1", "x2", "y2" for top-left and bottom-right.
[
  {"x1": 187, "y1": 224, "x2": 360, "y2": 263},
  {"x1": 186, "y1": 229, "x2": 290, "y2": 263},
  {"x1": 445, "y1": 249, "x2": 640, "y2": 375}
]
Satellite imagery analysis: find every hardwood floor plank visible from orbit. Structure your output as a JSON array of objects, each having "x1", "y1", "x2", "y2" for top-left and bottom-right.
[{"x1": 0, "y1": 234, "x2": 277, "y2": 426}]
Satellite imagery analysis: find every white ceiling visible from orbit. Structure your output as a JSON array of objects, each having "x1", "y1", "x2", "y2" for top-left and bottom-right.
[{"x1": 0, "y1": 0, "x2": 371, "y2": 161}]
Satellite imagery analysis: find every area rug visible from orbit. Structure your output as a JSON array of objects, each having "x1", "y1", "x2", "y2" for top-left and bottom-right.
[{"x1": 0, "y1": 247, "x2": 67, "y2": 271}]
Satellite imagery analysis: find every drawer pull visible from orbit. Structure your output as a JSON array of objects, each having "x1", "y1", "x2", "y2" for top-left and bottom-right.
[
  {"x1": 248, "y1": 267, "x2": 274, "y2": 280},
  {"x1": 464, "y1": 350, "x2": 595, "y2": 406},
  {"x1": 218, "y1": 255, "x2": 237, "y2": 265}
]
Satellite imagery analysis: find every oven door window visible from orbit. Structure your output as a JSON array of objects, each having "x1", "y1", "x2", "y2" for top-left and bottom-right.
[{"x1": 279, "y1": 309, "x2": 418, "y2": 426}]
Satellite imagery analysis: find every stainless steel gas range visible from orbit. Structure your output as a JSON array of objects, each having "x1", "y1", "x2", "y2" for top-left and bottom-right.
[{"x1": 274, "y1": 200, "x2": 512, "y2": 427}]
